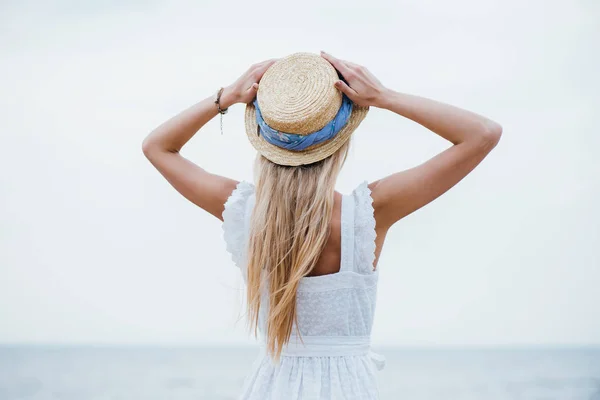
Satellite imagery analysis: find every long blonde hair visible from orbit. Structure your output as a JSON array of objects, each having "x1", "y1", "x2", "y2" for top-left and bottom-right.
[{"x1": 246, "y1": 141, "x2": 350, "y2": 359}]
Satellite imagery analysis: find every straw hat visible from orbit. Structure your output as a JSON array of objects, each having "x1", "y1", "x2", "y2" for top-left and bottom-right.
[{"x1": 245, "y1": 52, "x2": 369, "y2": 166}]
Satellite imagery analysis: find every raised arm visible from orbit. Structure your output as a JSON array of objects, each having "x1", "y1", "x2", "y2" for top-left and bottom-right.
[
  {"x1": 142, "y1": 59, "x2": 276, "y2": 220},
  {"x1": 320, "y1": 52, "x2": 502, "y2": 231}
]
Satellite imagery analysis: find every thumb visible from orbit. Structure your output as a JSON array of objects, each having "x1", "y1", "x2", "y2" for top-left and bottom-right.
[
  {"x1": 334, "y1": 80, "x2": 357, "y2": 99},
  {"x1": 243, "y1": 83, "x2": 259, "y2": 103}
]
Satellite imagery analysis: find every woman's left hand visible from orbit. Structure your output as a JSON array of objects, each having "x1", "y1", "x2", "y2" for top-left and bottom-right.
[{"x1": 220, "y1": 59, "x2": 278, "y2": 108}]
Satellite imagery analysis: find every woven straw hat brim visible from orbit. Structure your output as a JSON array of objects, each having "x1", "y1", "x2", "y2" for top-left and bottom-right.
[{"x1": 245, "y1": 103, "x2": 368, "y2": 166}]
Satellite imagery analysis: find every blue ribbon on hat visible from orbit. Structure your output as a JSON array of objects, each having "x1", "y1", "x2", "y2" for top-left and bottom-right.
[{"x1": 253, "y1": 94, "x2": 353, "y2": 151}]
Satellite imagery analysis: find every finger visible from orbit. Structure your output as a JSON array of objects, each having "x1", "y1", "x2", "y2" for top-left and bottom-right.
[
  {"x1": 245, "y1": 83, "x2": 258, "y2": 95},
  {"x1": 256, "y1": 58, "x2": 277, "y2": 71},
  {"x1": 253, "y1": 59, "x2": 277, "y2": 79},
  {"x1": 334, "y1": 80, "x2": 358, "y2": 99},
  {"x1": 320, "y1": 51, "x2": 351, "y2": 75},
  {"x1": 332, "y1": 58, "x2": 366, "y2": 77},
  {"x1": 244, "y1": 83, "x2": 259, "y2": 103}
]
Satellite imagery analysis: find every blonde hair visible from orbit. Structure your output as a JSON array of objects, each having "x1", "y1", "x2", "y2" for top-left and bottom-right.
[{"x1": 246, "y1": 140, "x2": 350, "y2": 359}]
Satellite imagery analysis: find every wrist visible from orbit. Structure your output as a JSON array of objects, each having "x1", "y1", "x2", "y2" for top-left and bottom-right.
[
  {"x1": 373, "y1": 88, "x2": 396, "y2": 109},
  {"x1": 218, "y1": 86, "x2": 237, "y2": 110}
]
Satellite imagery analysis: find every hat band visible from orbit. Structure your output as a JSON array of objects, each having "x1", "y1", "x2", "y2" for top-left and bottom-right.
[{"x1": 253, "y1": 95, "x2": 353, "y2": 152}]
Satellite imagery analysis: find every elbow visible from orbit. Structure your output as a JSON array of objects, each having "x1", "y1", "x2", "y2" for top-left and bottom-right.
[
  {"x1": 142, "y1": 134, "x2": 164, "y2": 160},
  {"x1": 142, "y1": 134, "x2": 178, "y2": 160},
  {"x1": 141, "y1": 136, "x2": 154, "y2": 159},
  {"x1": 480, "y1": 120, "x2": 502, "y2": 148}
]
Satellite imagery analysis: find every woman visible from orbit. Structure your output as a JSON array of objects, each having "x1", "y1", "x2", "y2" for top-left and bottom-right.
[{"x1": 143, "y1": 52, "x2": 502, "y2": 399}]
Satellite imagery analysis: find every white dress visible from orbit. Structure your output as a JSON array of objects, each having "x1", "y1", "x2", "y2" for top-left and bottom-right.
[{"x1": 222, "y1": 181, "x2": 384, "y2": 400}]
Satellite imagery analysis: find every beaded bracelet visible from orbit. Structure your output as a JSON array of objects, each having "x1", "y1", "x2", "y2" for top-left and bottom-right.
[{"x1": 215, "y1": 87, "x2": 228, "y2": 135}]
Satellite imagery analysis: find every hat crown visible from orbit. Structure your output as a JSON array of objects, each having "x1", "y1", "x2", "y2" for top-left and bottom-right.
[{"x1": 256, "y1": 53, "x2": 342, "y2": 135}]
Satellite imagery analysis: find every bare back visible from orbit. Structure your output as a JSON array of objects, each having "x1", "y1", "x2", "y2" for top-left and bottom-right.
[{"x1": 309, "y1": 188, "x2": 386, "y2": 276}]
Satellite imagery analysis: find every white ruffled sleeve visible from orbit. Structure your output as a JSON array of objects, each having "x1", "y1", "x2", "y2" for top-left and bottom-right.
[
  {"x1": 222, "y1": 181, "x2": 255, "y2": 269},
  {"x1": 352, "y1": 181, "x2": 377, "y2": 273}
]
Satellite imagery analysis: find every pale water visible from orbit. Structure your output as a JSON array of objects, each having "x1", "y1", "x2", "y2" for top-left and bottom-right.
[{"x1": 1, "y1": 346, "x2": 599, "y2": 399}]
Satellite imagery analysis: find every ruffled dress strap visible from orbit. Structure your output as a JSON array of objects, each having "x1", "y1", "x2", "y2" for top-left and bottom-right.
[
  {"x1": 222, "y1": 181, "x2": 255, "y2": 273},
  {"x1": 339, "y1": 189, "x2": 356, "y2": 273},
  {"x1": 352, "y1": 181, "x2": 377, "y2": 273}
]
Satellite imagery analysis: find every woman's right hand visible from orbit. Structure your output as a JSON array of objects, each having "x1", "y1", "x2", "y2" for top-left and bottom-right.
[{"x1": 320, "y1": 51, "x2": 389, "y2": 108}]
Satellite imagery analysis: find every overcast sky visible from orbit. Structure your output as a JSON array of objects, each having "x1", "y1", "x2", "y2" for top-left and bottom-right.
[{"x1": 1, "y1": 0, "x2": 598, "y2": 347}]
